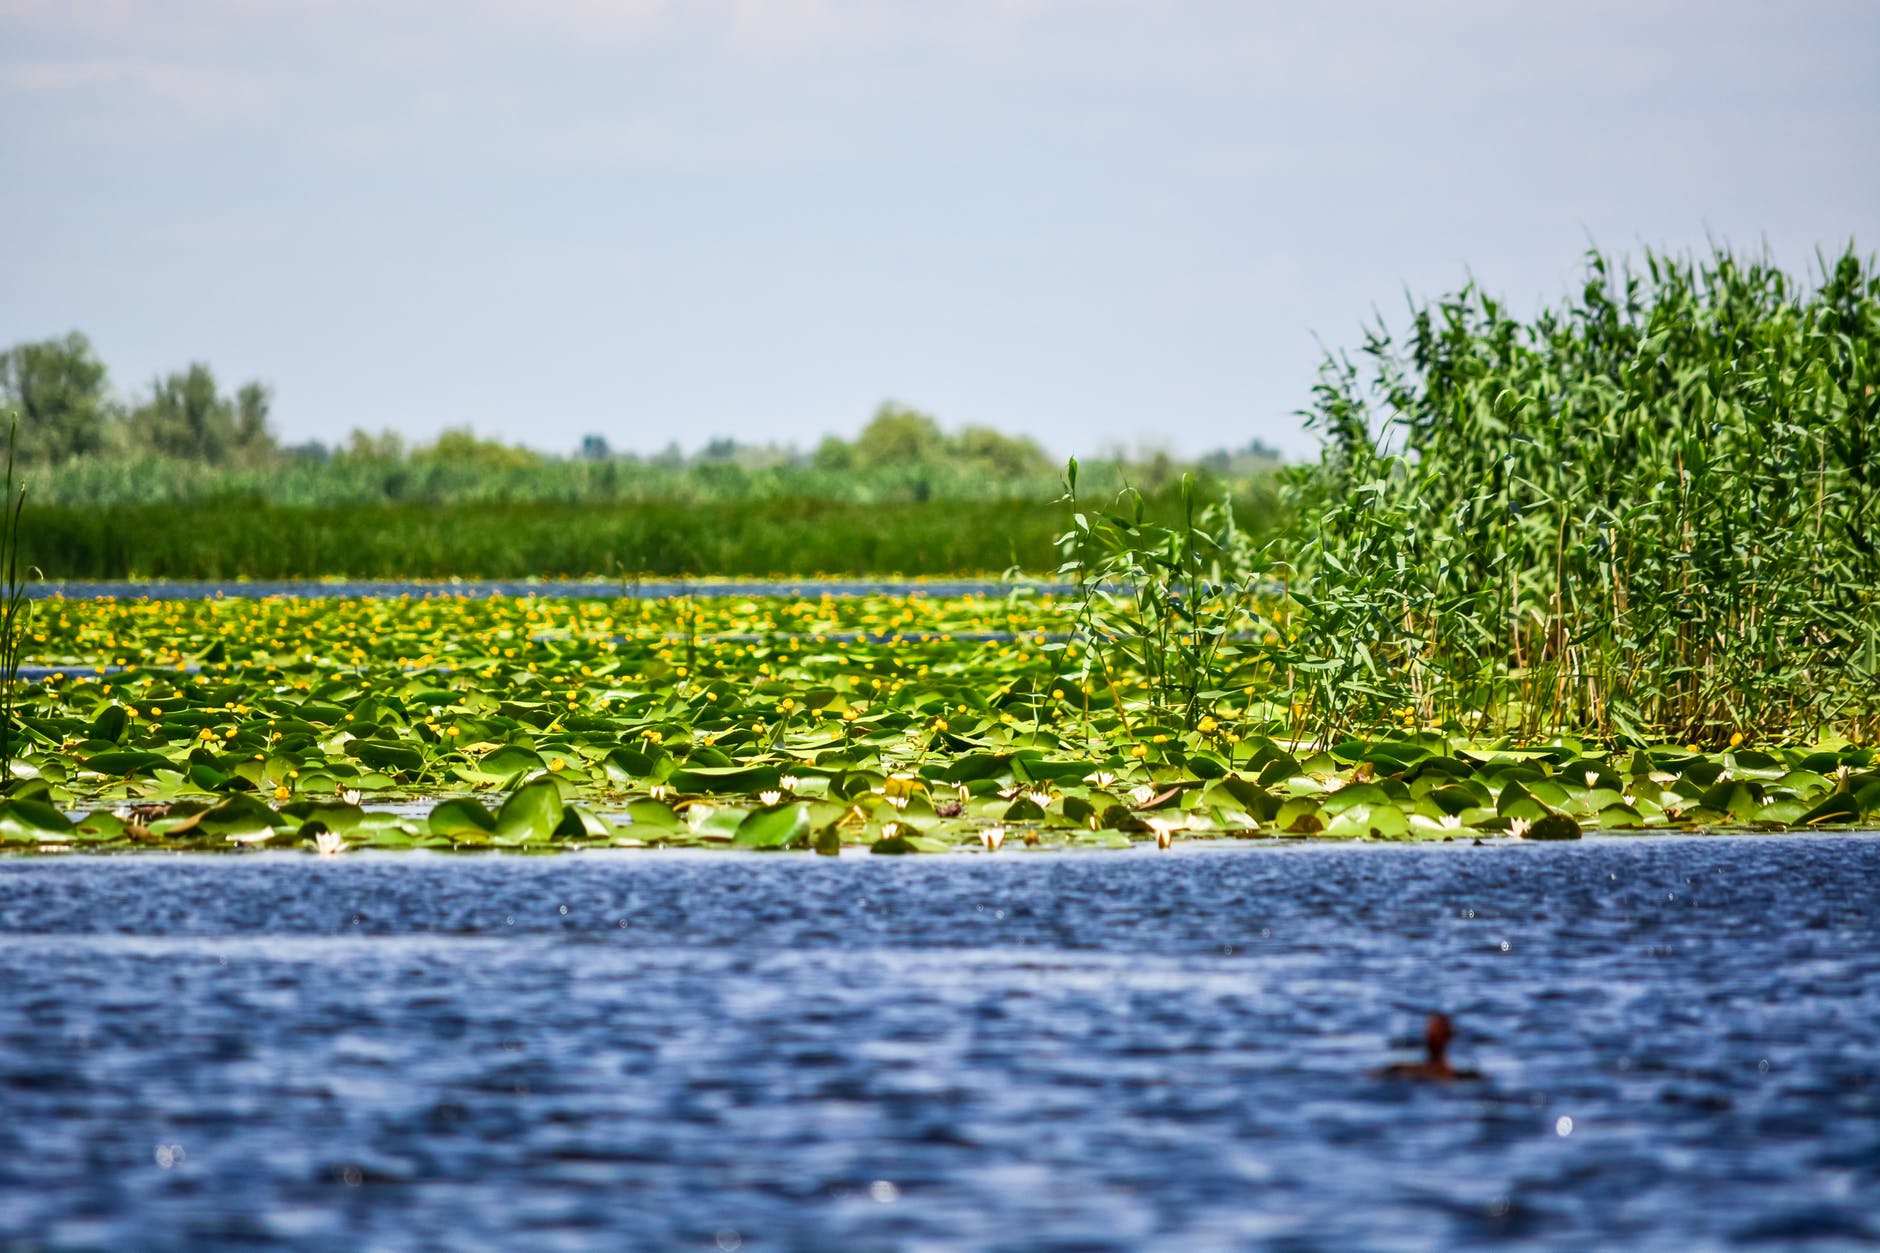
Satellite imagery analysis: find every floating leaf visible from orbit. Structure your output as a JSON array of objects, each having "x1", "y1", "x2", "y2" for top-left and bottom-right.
[
  {"x1": 428, "y1": 798, "x2": 498, "y2": 836},
  {"x1": 495, "y1": 779, "x2": 565, "y2": 842},
  {"x1": 667, "y1": 764, "x2": 781, "y2": 795},
  {"x1": 0, "y1": 799, "x2": 76, "y2": 840},
  {"x1": 732, "y1": 804, "x2": 810, "y2": 849},
  {"x1": 80, "y1": 749, "x2": 173, "y2": 777},
  {"x1": 1526, "y1": 813, "x2": 1582, "y2": 840}
]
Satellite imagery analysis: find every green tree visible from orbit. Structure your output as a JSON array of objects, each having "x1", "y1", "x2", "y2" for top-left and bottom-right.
[
  {"x1": 953, "y1": 425, "x2": 1050, "y2": 478},
  {"x1": 132, "y1": 363, "x2": 221, "y2": 459},
  {"x1": 854, "y1": 403, "x2": 946, "y2": 468},
  {"x1": 811, "y1": 434, "x2": 856, "y2": 473},
  {"x1": 0, "y1": 332, "x2": 112, "y2": 461},
  {"x1": 130, "y1": 363, "x2": 275, "y2": 463},
  {"x1": 413, "y1": 427, "x2": 540, "y2": 471},
  {"x1": 234, "y1": 382, "x2": 272, "y2": 449},
  {"x1": 336, "y1": 428, "x2": 407, "y2": 462}
]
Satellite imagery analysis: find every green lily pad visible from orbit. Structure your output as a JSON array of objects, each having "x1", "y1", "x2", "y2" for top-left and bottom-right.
[
  {"x1": 495, "y1": 778, "x2": 565, "y2": 842},
  {"x1": 733, "y1": 804, "x2": 810, "y2": 849},
  {"x1": 428, "y1": 798, "x2": 498, "y2": 836},
  {"x1": 1525, "y1": 813, "x2": 1582, "y2": 840}
]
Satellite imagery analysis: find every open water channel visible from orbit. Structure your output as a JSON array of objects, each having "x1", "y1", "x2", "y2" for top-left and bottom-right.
[{"x1": 2, "y1": 836, "x2": 1876, "y2": 1250}]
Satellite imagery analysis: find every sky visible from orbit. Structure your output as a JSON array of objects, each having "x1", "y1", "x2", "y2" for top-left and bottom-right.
[{"x1": 2, "y1": 1, "x2": 1877, "y2": 460}]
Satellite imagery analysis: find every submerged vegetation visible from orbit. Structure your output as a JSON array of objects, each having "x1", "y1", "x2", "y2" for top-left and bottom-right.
[{"x1": 1, "y1": 243, "x2": 1876, "y2": 854}]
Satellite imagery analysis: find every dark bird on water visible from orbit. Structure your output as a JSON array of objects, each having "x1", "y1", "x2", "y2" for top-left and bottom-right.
[{"x1": 1376, "y1": 1012, "x2": 1483, "y2": 1082}]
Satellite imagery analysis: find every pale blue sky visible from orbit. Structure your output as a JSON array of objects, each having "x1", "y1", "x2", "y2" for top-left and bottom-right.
[{"x1": 3, "y1": 1, "x2": 1877, "y2": 458}]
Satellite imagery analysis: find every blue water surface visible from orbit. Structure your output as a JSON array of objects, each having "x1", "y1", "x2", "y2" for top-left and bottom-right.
[{"x1": 1, "y1": 836, "x2": 1876, "y2": 1250}]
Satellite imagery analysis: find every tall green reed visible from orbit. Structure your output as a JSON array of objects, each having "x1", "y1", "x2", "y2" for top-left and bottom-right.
[
  {"x1": 1055, "y1": 459, "x2": 1277, "y2": 732},
  {"x1": 1, "y1": 418, "x2": 31, "y2": 784},
  {"x1": 1283, "y1": 245, "x2": 1880, "y2": 746}
]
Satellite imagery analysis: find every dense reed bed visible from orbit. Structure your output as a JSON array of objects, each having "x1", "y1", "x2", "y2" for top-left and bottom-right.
[
  {"x1": 32, "y1": 455, "x2": 1077, "y2": 509},
  {"x1": 1059, "y1": 247, "x2": 1879, "y2": 749},
  {"x1": 1275, "y1": 246, "x2": 1880, "y2": 745},
  {"x1": 23, "y1": 478, "x2": 1278, "y2": 580},
  {"x1": 21, "y1": 498, "x2": 1065, "y2": 579}
]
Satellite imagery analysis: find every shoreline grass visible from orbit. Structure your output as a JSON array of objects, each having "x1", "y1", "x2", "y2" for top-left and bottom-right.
[{"x1": 20, "y1": 492, "x2": 1278, "y2": 581}]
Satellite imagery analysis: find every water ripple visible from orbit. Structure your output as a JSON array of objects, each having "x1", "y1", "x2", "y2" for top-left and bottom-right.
[{"x1": 1, "y1": 836, "x2": 1876, "y2": 1249}]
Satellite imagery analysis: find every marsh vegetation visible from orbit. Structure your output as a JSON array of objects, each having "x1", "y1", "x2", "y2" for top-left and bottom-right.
[{"x1": 2, "y1": 245, "x2": 1876, "y2": 853}]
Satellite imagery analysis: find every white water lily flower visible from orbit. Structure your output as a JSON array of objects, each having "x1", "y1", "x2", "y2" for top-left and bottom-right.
[
  {"x1": 981, "y1": 826, "x2": 1005, "y2": 851},
  {"x1": 758, "y1": 790, "x2": 782, "y2": 806},
  {"x1": 315, "y1": 830, "x2": 347, "y2": 856},
  {"x1": 779, "y1": 775, "x2": 801, "y2": 794},
  {"x1": 1439, "y1": 814, "x2": 1463, "y2": 830},
  {"x1": 886, "y1": 794, "x2": 910, "y2": 810},
  {"x1": 1085, "y1": 770, "x2": 1117, "y2": 789},
  {"x1": 339, "y1": 788, "x2": 362, "y2": 805},
  {"x1": 649, "y1": 783, "x2": 671, "y2": 801},
  {"x1": 1584, "y1": 771, "x2": 1600, "y2": 789},
  {"x1": 686, "y1": 804, "x2": 715, "y2": 832},
  {"x1": 1146, "y1": 816, "x2": 1178, "y2": 849},
  {"x1": 1508, "y1": 817, "x2": 1532, "y2": 839},
  {"x1": 1025, "y1": 789, "x2": 1052, "y2": 808},
  {"x1": 1130, "y1": 785, "x2": 1157, "y2": 806}
]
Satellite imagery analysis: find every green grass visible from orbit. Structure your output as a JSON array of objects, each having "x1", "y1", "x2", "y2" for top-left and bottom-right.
[
  {"x1": 23, "y1": 490, "x2": 1280, "y2": 581},
  {"x1": 23, "y1": 498, "x2": 1062, "y2": 579}
]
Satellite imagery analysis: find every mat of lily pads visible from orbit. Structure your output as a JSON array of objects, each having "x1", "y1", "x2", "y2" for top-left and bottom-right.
[{"x1": 4, "y1": 592, "x2": 1876, "y2": 854}]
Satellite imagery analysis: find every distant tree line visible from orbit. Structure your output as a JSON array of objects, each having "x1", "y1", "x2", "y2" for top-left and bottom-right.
[
  {"x1": 0, "y1": 332, "x2": 274, "y2": 466},
  {"x1": 1, "y1": 331, "x2": 1283, "y2": 507}
]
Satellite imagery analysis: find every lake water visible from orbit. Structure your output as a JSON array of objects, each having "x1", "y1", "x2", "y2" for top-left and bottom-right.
[{"x1": 2, "y1": 836, "x2": 1876, "y2": 1250}]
